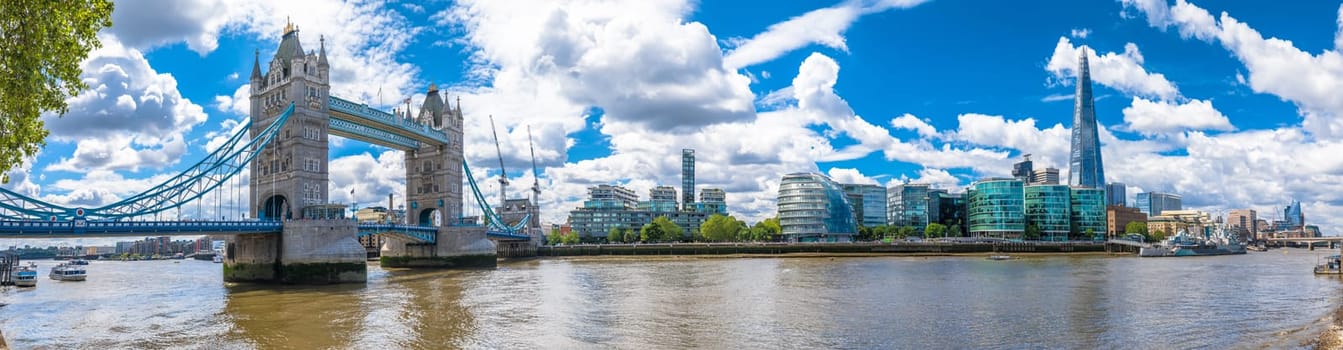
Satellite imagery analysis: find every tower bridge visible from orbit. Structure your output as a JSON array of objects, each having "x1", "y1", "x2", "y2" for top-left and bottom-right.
[{"x1": 0, "y1": 24, "x2": 541, "y2": 283}]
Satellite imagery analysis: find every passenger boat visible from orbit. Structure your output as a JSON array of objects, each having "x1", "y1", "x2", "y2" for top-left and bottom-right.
[
  {"x1": 49, "y1": 263, "x2": 87, "y2": 281},
  {"x1": 70, "y1": 259, "x2": 89, "y2": 265},
  {"x1": 987, "y1": 255, "x2": 1012, "y2": 260},
  {"x1": 11, "y1": 262, "x2": 37, "y2": 287},
  {"x1": 1316, "y1": 255, "x2": 1343, "y2": 275}
]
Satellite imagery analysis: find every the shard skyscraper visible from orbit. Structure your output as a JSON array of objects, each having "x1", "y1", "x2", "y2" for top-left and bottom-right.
[{"x1": 1069, "y1": 47, "x2": 1105, "y2": 189}]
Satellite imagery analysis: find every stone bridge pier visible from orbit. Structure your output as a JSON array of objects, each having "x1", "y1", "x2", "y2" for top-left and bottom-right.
[
  {"x1": 379, "y1": 226, "x2": 497, "y2": 268},
  {"x1": 223, "y1": 220, "x2": 366, "y2": 284}
]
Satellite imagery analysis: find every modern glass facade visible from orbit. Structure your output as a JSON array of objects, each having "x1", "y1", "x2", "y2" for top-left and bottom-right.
[
  {"x1": 1136, "y1": 192, "x2": 1181, "y2": 217},
  {"x1": 1069, "y1": 47, "x2": 1106, "y2": 189},
  {"x1": 778, "y1": 173, "x2": 856, "y2": 242},
  {"x1": 682, "y1": 149, "x2": 695, "y2": 209},
  {"x1": 967, "y1": 179, "x2": 1025, "y2": 238},
  {"x1": 841, "y1": 184, "x2": 887, "y2": 228},
  {"x1": 1285, "y1": 200, "x2": 1304, "y2": 228},
  {"x1": 887, "y1": 183, "x2": 930, "y2": 231},
  {"x1": 1105, "y1": 182, "x2": 1126, "y2": 207},
  {"x1": 928, "y1": 190, "x2": 968, "y2": 236},
  {"x1": 568, "y1": 184, "x2": 720, "y2": 239},
  {"x1": 1024, "y1": 185, "x2": 1071, "y2": 241},
  {"x1": 697, "y1": 188, "x2": 728, "y2": 215},
  {"x1": 1070, "y1": 187, "x2": 1107, "y2": 241}
]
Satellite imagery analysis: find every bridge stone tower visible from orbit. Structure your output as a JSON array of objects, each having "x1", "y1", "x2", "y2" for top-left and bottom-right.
[
  {"x1": 249, "y1": 23, "x2": 331, "y2": 219},
  {"x1": 404, "y1": 85, "x2": 464, "y2": 227},
  {"x1": 225, "y1": 23, "x2": 366, "y2": 284}
]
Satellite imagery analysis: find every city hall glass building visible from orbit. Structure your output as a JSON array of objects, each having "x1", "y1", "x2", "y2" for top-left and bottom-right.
[{"x1": 778, "y1": 173, "x2": 856, "y2": 242}]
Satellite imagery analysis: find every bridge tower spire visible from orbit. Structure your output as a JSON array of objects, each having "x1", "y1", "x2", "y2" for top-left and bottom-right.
[
  {"x1": 405, "y1": 84, "x2": 463, "y2": 226},
  {"x1": 249, "y1": 26, "x2": 330, "y2": 220}
]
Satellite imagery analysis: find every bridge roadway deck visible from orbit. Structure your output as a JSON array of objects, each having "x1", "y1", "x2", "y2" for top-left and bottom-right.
[
  {"x1": 0, "y1": 219, "x2": 533, "y2": 242},
  {"x1": 0, "y1": 220, "x2": 282, "y2": 238}
]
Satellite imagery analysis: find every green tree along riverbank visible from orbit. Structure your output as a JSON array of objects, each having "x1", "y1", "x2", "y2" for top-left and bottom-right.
[{"x1": 538, "y1": 241, "x2": 1113, "y2": 256}]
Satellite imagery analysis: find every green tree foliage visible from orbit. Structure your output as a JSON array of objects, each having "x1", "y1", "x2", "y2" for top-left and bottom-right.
[
  {"x1": 1024, "y1": 223, "x2": 1041, "y2": 240},
  {"x1": 547, "y1": 228, "x2": 563, "y2": 245},
  {"x1": 896, "y1": 226, "x2": 915, "y2": 240},
  {"x1": 1125, "y1": 221, "x2": 1148, "y2": 235},
  {"x1": 948, "y1": 224, "x2": 961, "y2": 237},
  {"x1": 701, "y1": 214, "x2": 741, "y2": 242},
  {"x1": 925, "y1": 223, "x2": 947, "y2": 239},
  {"x1": 0, "y1": 1, "x2": 114, "y2": 183},
  {"x1": 1149, "y1": 229, "x2": 1167, "y2": 243},
  {"x1": 640, "y1": 222, "x2": 662, "y2": 242},
  {"x1": 655, "y1": 216, "x2": 683, "y2": 241},
  {"x1": 641, "y1": 216, "x2": 683, "y2": 242},
  {"x1": 607, "y1": 227, "x2": 623, "y2": 243},
  {"x1": 562, "y1": 232, "x2": 580, "y2": 245},
  {"x1": 622, "y1": 228, "x2": 637, "y2": 243}
]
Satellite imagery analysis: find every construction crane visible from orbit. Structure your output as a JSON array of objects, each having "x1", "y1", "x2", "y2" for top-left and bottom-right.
[
  {"x1": 527, "y1": 125, "x2": 541, "y2": 231},
  {"x1": 489, "y1": 115, "x2": 509, "y2": 212}
]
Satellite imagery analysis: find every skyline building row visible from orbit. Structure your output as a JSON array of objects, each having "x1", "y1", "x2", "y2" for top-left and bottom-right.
[{"x1": 565, "y1": 148, "x2": 729, "y2": 239}]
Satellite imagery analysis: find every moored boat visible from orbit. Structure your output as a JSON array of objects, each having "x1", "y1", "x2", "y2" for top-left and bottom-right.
[
  {"x1": 1137, "y1": 227, "x2": 1246, "y2": 257},
  {"x1": 50, "y1": 263, "x2": 86, "y2": 281},
  {"x1": 1317, "y1": 255, "x2": 1343, "y2": 275},
  {"x1": 11, "y1": 262, "x2": 37, "y2": 287}
]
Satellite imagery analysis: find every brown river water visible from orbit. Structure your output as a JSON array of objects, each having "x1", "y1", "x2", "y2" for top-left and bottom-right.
[{"x1": 1, "y1": 249, "x2": 1339, "y2": 349}]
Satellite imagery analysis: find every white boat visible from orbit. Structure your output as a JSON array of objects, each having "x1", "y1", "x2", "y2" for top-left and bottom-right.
[
  {"x1": 50, "y1": 263, "x2": 86, "y2": 281},
  {"x1": 987, "y1": 255, "x2": 1012, "y2": 260},
  {"x1": 11, "y1": 262, "x2": 37, "y2": 287},
  {"x1": 212, "y1": 255, "x2": 223, "y2": 263}
]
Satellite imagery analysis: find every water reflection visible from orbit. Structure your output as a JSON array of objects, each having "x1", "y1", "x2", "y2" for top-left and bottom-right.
[{"x1": 0, "y1": 251, "x2": 1338, "y2": 349}]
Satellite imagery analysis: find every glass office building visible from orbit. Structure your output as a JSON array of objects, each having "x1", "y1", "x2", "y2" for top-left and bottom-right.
[
  {"x1": 842, "y1": 184, "x2": 887, "y2": 228},
  {"x1": 967, "y1": 179, "x2": 1025, "y2": 238},
  {"x1": 1070, "y1": 187, "x2": 1107, "y2": 241},
  {"x1": 1024, "y1": 185, "x2": 1071, "y2": 241},
  {"x1": 887, "y1": 183, "x2": 931, "y2": 231},
  {"x1": 778, "y1": 173, "x2": 856, "y2": 242}
]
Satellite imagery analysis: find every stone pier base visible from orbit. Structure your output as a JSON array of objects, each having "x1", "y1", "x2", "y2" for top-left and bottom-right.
[
  {"x1": 223, "y1": 220, "x2": 367, "y2": 284},
  {"x1": 380, "y1": 226, "x2": 497, "y2": 268}
]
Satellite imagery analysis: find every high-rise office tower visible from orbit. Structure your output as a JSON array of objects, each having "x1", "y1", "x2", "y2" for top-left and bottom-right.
[
  {"x1": 1069, "y1": 47, "x2": 1105, "y2": 189},
  {"x1": 682, "y1": 149, "x2": 695, "y2": 209}
]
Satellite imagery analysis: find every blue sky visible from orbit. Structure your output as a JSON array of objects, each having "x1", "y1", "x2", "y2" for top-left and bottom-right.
[{"x1": 6, "y1": 0, "x2": 1343, "y2": 246}]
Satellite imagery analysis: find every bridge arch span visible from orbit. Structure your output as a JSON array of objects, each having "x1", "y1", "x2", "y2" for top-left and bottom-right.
[
  {"x1": 416, "y1": 208, "x2": 442, "y2": 227},
  {"x1": 261, "y1": 195, "x2": 290, "y2": 220}
]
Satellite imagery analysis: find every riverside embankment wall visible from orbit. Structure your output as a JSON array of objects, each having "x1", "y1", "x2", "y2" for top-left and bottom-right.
[{"x1": 538, "y1": 242, "x2": 1114, "y2": 256}]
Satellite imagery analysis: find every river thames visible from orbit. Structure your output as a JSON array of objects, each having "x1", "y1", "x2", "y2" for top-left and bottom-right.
[{"x1": 1, "y1": 249, "x2": 1339, "y2": 349}]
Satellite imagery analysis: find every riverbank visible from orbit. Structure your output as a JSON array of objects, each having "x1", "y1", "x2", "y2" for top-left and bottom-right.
[
  {"x1": 537, "y1": 241, "x2": 1121, "y2": 257},
  {"x1": 1316, "y1": 304, "x2": 1343, "y2": 349}
]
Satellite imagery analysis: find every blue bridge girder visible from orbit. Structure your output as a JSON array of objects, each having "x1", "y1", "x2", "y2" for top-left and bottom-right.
[
  {"x1": 327, "y1": 117, "x2": 421, "y2": 150},
  {"x1": 326, "y1": 96, "x2": 451, "y2": 148},
  {"x1": 356, "y1": 223, "x2": 438, "y2": 243},
  {"x1": 0, "y1": 220, "x2": 282, "y2": 238}
]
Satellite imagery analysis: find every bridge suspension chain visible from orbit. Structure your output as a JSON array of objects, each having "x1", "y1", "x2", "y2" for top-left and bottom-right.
[
  {"x1": 0, "y1": 103, "x2": 296, "y2": 221},
  {"x1": 462, "y1": 160, "x2": 529, "y2": 233}
]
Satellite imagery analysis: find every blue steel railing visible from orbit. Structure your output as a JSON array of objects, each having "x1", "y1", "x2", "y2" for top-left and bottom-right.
[
  {"x1": 0, "y1": 220, "x2": 282, "y2": 237},
  {"x1": 327, "y1": 96, "x2": 450, "y2": 145}
]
